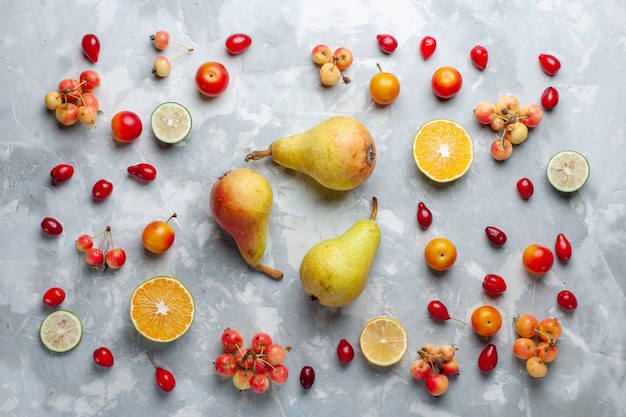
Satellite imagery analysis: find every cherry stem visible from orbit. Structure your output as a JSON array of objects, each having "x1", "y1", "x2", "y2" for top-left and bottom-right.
[
  {"x1": 170, "y1": 48, "x2": 194, "y2": 63},
  {"x1": 166, "y1": 213, "x2": 177, "y2": 224}
]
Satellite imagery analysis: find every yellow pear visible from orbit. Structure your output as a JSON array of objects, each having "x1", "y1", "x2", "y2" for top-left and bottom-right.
[
  {"x1": 209, "y1": 168, "x2": 283, "y2": 279},
  {"x1": 245, "y1": 116, "x2": 376, "y2": 191},
  {"x1": 299, "y1": 197, "x2": 380, "y2": 306}
]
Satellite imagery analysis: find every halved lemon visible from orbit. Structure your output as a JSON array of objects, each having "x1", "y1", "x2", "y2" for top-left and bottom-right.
[
  {"x1": 40, "y1": 310, "x2": 83, "y2": 353},
  {"x1": 546, "y1": 150, "x2": 590, "y2": 192},
  {"x1": 412, "y1": 119, "x2": 474, "y2": 182},
  {"x1": 150, "y1": 102, "x2": 192, "y2": 144},
  {"x1": 130, "y1": 276, "x2": 195, "y2": 342},
  {"x1": 359, "y1": 317, "x2": 408, "y2": 366}
]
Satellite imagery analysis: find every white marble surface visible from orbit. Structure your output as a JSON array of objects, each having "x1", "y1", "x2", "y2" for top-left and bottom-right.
[{"x1": 1, "y1": 0, "x2": 625, "y2": 416}]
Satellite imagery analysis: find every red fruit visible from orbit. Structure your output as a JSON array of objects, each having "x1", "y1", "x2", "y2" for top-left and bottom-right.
[
  {"x1": 427, "y1": 300, "x2": 464, "y2": 324},
  {"x1": 419, "y1": 36, "x2": 436, "y2": 59},
  {"x1": 156, "y1": 367, "x2": 176, "y2": 392},
  {"x1": 470, "y1": 45, "x2": 489, "y2": 70},
  {"x1": 92, "y1": 179, "x2": 113, "y2": 200},
  {"x1": 555, "y1": 233, "x2": 572, "y2": 262},
  {"x1": 337, "y1": 339, "x2": 355, "y2": 363},
  {"x1": 517, "y1": 177, "x2": 534, "y2": 199},
  {"x1": 93, "y1": 347, "x2": 114, "y2": 367},
  {"x1": 50, "y1": 163, "x2": 74, "y2": 185},
  {"x1": 416, "y1": 202, "x2": 432, "y2": 229},
  {"x1": 541, "y1": 87, "x2": 559, "y2": 110},
  {"x1": 376, "y1": 34, "x2": 398, "y2": 54},
  {"x1": 485, "y1": 226, "x2": 507, "y2": 247},
  {"x1": 522, "y1": 244, "x2": 555, "y2": 274},
  {"x1": 557, "y1": 290, "x2": 578, "y2": 310},
  {"x1": 478, "y1": 344, "x2": 498, "y2": 373},
  {"x1": 41, "y1": 217, "x2": 63, "y2": 235},
  {"x1": 127, "y1": 163, "x2": 157, "y2": 182},
  {"x1": 482, "y1": 274, "x2": 507, "y2": 295},
  {"x1": 538, "y1": 54, "x2": 561, "y2": 75},
  {"x1": 81, "y1": 34, "x2": 101, "y2": 63},
  {"x1": 42, "y1": 287, "x2": 65, "y2": 306},
  {"x1": 111, "y1": 111, "x2": 142, "y2": 143},
  {"x1": 225, "y1": 33, "x2": 252, "y2": 55},
  {"x1": 299, "y1": 366, "x2": 315, "y2": 389}
]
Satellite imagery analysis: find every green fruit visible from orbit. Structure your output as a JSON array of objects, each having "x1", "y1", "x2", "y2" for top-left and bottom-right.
[
  {"x1": 546, "y1": 150, "x2": 590, "y2": 192},
  {"x1": 39, "y1": 310, "x2": 83, "y2": 353}
]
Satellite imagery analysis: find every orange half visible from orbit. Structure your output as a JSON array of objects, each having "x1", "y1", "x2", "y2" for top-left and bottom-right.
[
  {"x1": 130, "y1": 276, "x2": 195, "y2": 342},
  {"x1": 413, "y1": 119, "x2": 474, "y2": 182}
]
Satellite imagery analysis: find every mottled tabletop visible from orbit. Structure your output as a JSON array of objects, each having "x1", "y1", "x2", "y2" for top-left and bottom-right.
[{"x1": 1, "y1": 1, "x2": 625, "y2": 416}]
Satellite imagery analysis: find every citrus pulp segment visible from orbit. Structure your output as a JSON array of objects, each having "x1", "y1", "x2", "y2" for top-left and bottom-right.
[
  {"x1": 359, "y1": 317, "x2": 408, "y2": 366},
  {"x1": 39, "y1": 310, "x2": 83, "y2": 353},
  {"x1": 130, "y1": 276, "x2": 195, "y2": 342},
  {"x1": 412, "y1": 119, "x2": 474, "y2": 182},
  {"x1": 150, "y1": 102, "x2": 192, "y2": 144},
  {"x1": 546, "y1": 150, "x2": 590, "y2": 192}
]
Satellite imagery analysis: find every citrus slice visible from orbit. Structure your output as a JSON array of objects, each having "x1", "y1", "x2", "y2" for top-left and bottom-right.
[
  {"x1": 39, "y1": 310, "x2": 83, "y2": 353},
  {"x1": 150, "y1": 102, "x2": 192, "y2": 144},
  {"x1": 412, "y1": 119, "x2": 474, "y2": 182},
  {"x1": 359, "y1": 317, "x2": 408, "y2": 366},
  {"x1": 130, "y1": 276, "x2": 195, "y2": 342},
  {"x1": 546, "y1": 150, "x2": 590, "y2": 192}
]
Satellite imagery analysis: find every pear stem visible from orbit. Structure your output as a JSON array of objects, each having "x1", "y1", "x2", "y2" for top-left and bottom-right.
[
  {"x1": 245, "y1": 149, "x2": 272, "y2": 162},
  {"x1": 370, "y1": 196, "x2": 378, "y2": 221},
  {"x1": 258, "y1": 264, "x2": 284, "y2": 280}
]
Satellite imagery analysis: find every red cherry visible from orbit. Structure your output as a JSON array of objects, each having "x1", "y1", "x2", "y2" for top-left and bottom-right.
[
  {"x1": 81, "y1": 34, "x2": 101, "y2": 63},
  {"x1": 470, "y1": 45, "x2": 489, "y2": 70},
  {"x1": 517, "y1": 177, "x2": 534, "y2": 199},
  {"x1": 478, "y1": 344, "x2": 498, "y2": 373},
  {"x1": 92, "y1": 179, "x2": 113, "y2": 200},
  {"x1": 485, "y1": 226, "x2": 507, "y2": 247},
  {"x1": 41, "y1": 217, "x2": 63, "y2": 235},
  {"x1": 376, "y1": 34, "x2": 398, "y2": 54},
  {"x1": 299, "y1": 366, "x2": 315, "y2": 389},
  {"x1": 557, "y1": 290, "x2": 578, "y2": 310},
  {"x1": 419, "y1": 36, "x2": 436, "y2": 59},
  {"x1": 225, "y1": 33, "x2": 252, "y2": 55},
  {"x1": 337, "y1": 339, "x2": 355, "y2": 363},
  {"x1": 538, "y1": 54, "x2": 561, "y2": 75},
  {"x1": 127, "y1": 163, "x2": 157, "y2": 182},
  {"x1": 541, "y1": 86, "x2": 559, "y2": 110},
  {"x1": 482, "y1": 274, "x2": 507, "y2": 295},
  {"x1": 416, "y1": 202, "x2": 433, "y2": 229},
  {"x1": 555, "y1": 233, "x2": 572, "y2": 262},
  {"x1": 427, "y1": 300, "x2": 464, "y2": 324},
  {"x1": 93, "y1": 347, "x2": 114, "y2": 367},
  {"x1": 42, "y1": 287, "x2": 65, "y2": 306},
  {"x1": 50, "y1": 164, "x2": 74, "y2": 184},
  {"x1": 155, "y1": 367, "x2": 176, "y2": 392}
]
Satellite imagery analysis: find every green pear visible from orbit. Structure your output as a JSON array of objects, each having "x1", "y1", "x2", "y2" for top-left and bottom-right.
[
  {"x1": 209, "y1": 168, "x2": 283, "y2": 279},
  {"x1": 299, "y1": 197, "x2": 380, "y2": 307},
  {"x1": 245, "y1": 116, "x2": 376, "y2": 191}
]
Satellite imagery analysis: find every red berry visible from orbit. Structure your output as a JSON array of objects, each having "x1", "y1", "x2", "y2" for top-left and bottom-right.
[
  {"x1": 299, "y1": 366, "x2": 315, "y2": 389},
  {"x1": 225, "y1": 33, "x2": 252, "y2": 55},
  {"x1": 93, "y1": 347, "x2": 114, "y2": 367},
  {"x1": 427, "y1": 300, "x2": 451, "y2": 321},
  {"x1": 541, "y1": 86, "x2": 559, "y2": 110},
  {"x1": 127, "y1": 163, "x2": 157, "y2": 182},
  {"x1": 337, "y1": 339, "x2": 355, "y2": 363},
  {"x1": 92, "y1": 179, "x2": 113, "y2": 200},
  {"x1": 156, "y1": 367, "x2": 176, "y2": 392},
  {"x1": 538, "y1": 53, "x2": 561, "y2": 75},
  {"x1": 485, "y1": 226, "x2": 507, "y2": 247},
  {"x1": 416, "y1": 202, "x2": 433, "y2": 228},
  {"x1": 482, "y1": 274, "x2": 507, "y2": 295},
  {"x1": 41, "y1": 217, "x2": 63, "y2": 235},
  {"x1": 555, "y1": 233, "x2": 572, "y2": 262},
  {"x1": 376, "y1": 34, "x2": 398, "y2": 54},
  {"x1": 470, "y1": 45, "x2": 489, "y2": 70},
  {"x1": 517, "y1": 178, "x2": 534, "y2": 199},
  {"x1": 557, "y1": 290, "x2": 578, "y2": 310},
  {"x1": 419, "y1": 36, "x2": 436, "y2": 59},
  {"x1": 50, "y1": 164, "x2": 74, "y2": 184},
  {"x1": 42, "y1": 287, "x2": 65, "y2": 306},
  {"x1": 478, "y1": 344, "x2": 498, "y2": 373},
  {"x1": 81, "y1": 34, "x2": 101, "y2": 63}
]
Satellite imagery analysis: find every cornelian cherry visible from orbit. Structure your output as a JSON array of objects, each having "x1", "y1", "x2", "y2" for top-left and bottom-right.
[
  {"x1": 557, "y1": 290, "x2": 578, "y2": 310},
  {"x1": 92, "y1": 179, "x2": 113, "y2": 200},
  {"x1": 337, "y1": 339, "x2": 355, "y2": 363},
  {"x1": 482, "y1": 274, "x2": 507, "y2": 295},
  {"x1": 300, "y1": 366, "x2": 315, "y2": 389},
  {"x1": 541, "y1": 86, "x2": 559, "y2": 110},
  {"x1": 485, "y1": 226, "x2": 507, "y2": 247},
  {"x1": 127, "y1": 163, "x2": 157, "y2": 182},
  {"x1": 427, "y1": 300, "x2": 464, "y2": 324},
  {"x1": 43, "y1": 287, "x2": 65, "y2": 306},
  {"x1": 41, "y1": 217, "x2": 63, "y2": 235},
  {"x1": 555, "y1": 233, "x2": 572, "y2": 262},
  {"x1": 517, "y1": 177, "x2": 534, "y2": 199},
  {"x1": 470, "y1": 45, "x2": 488, "y2": 70},
  {"x1": 225, "y1": 33, "x2": 252, "y2": 55},
  {"x1": 478, "y1": 344, "x2": 498, "y2": 373},
  {"x1": 419, "y1": 36, "x2": 436, "y2": 59},
  {"x1": 538, "y1": 53, "x2": 561, "y2": 75},
  {"x1": 81, "y1": 34, "x2": 100, "y2": 63},
  {"x1": 417, "y1": 202, "x2": 432, "y2": 228},
  {"x1": 50, "y1": 164, "x2": 74, "y2": 184},
  {"x1": 93, "y1": 347, "x2": 114, "y2": 367},
  {"x1": 148, "y1": 352, "x2": 175, "y2": 392}
]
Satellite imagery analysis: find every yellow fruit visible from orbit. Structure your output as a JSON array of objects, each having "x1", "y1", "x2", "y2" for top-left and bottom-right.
[
  {"x1": 359, "y1": 317, "x2": 408, "y2": 366},
  {"x1": 413, "y1": 119, "x2": 474, "y2": 182},
  {"x1": 130, "y1": 276, "x2": 195, "y2": 342}
]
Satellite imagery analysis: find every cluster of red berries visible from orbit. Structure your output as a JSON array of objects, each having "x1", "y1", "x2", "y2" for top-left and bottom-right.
[
  {"x1": 410, "y1": 344, "x2": 459, "y2": 397},
  {"x1": 44, "y1": 69, "x2": 102, "y2": 126},
  {"x1": 75, "y1": 226, "x2": 126, "y2": 271}
]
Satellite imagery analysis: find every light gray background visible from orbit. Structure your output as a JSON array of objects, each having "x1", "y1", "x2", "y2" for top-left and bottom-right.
[{"x1": 1, "y1": 1, "x2": 624, "y2": 416}]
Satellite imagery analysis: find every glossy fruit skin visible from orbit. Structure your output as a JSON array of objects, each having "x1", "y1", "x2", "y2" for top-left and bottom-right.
[
  {"x1": 81, "y1": 34, "x2": 100, "y2": 63},
  {"x1": 369, "y1": 69, "x2": 400, "y2": 105},
  {"x1": 50, "y1": 164, "x2": 74, "y2": 185},
  {"x1": 478, "y1": 344, "x2": 498, "y2": 372},
  {"x1": 482, "y1": 274, "x2": 507, "y2": 295},
  {"x1": 93, "y1": 347, "x2": 114, "y2": 367},
  {"x1": 541, "y1": 87, "x2": 559, "y2": 110},
  {"x1": 127, "y1": 163, "x2": 157, "y2": 182},
  {"x1": 195, "y1": 62, "x2": 229, "y2": 97},
  {"x1": 300, "y1": 366, "x2": 315, "y2": 389},
  {"x1": 156, "y1": 367, "x2": 176, "y2": 392},
  {"x1": 485, "y1": 226, "x2": 506, "y2": 247},
  {"x1": 142, "y1": 220, "x2": 175, "y2": 254},
  {"x1": 517, "y1": 178, "x2": 534, "y2": 199},
  {"x1": 522, "y1": 244, "x2": 554, "y2": 274},
  {"x1": 538, "y1": 54, "x2": 561, "y2": 75},
  {"x1": 43, "y1": 287, "x2": 65, "y2": 306},
  {"x1": 431, "y1": 67, "x2": 462, "y2": 99},
  {"x1": 225, "y1": 33, "x2": 252, "y2": 54},
  {"x1": 376, "y1": 34, "x2": 398, "y2": 54},
  {"x1": 424, "y1": 237, "x2": 457, "y2": 271},
  {"x1": 41, "y1": 217, "x2": 63, "y2": 235},
  {"x1": 417, "y1": 202, "x2": 432, "y2": 229},
  {"x1": 471, "y1": 306, "x2": 502, "y2": 337},
  {"x1": 555, "y1": 233, "x2": 572, "y2": 262},
  {"x1": 557, "y1": 290, "x2": 578, "y2": 310},
  {"x1": 427, "y1": 300, "x2": 451, "y2": 320},
  {"x1": 337, "y1": 339, "x2": 355, "y2": 363},
  {"x1": 92, "y1": 179, "x2": 113, "y2": 200},
  {"x1": 419, "y1": 36, "x2": 436, "y2": 59},
  {"x1": 111, "y1": 111, "x2": 142, "y2": 143},
  {"x1": 470, "y1": 45, "x2": 488, "y2": 70}
]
